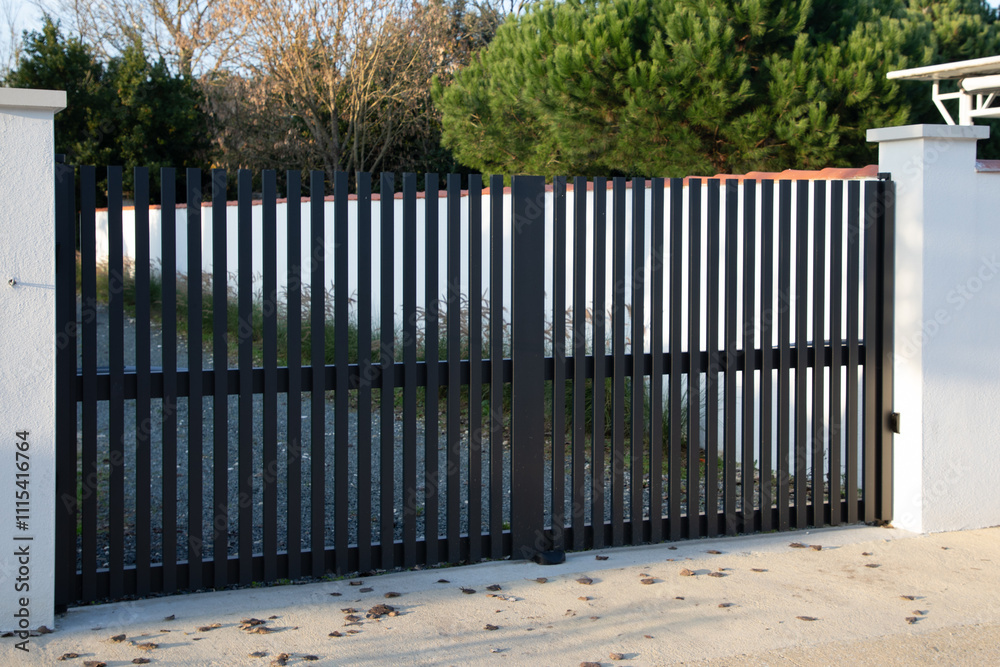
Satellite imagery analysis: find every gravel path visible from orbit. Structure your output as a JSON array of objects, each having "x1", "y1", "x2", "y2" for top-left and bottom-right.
[{"x1": 76, "y1": 301, "x2": 817, "y2": 575}]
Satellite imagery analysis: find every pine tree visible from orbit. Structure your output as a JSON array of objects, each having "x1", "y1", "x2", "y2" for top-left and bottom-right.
[{"x1": 433, "y1": 0, "x2": 1000, "y2": 176}]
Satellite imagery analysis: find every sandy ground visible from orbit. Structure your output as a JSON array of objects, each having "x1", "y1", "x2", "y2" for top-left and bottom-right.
[{"x1": 8, "y1": 525, "x2": 1000, "y2": 666}]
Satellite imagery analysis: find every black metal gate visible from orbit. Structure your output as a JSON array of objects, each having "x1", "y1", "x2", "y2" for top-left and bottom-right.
[{"x1": 54, "y1": 167, "x2": 894, "y2": 606}]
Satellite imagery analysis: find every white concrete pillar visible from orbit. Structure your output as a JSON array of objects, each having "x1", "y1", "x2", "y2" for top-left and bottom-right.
[
  {"x1": 0, "y1": 88, "x2": 66, "y2": 637},
  {"x1": 867, "y1": 123, "x2": 1000, "y2": 533}
]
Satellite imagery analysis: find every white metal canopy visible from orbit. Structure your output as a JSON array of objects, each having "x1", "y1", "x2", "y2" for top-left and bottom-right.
[{"x1": 888, "y1": 55, "x2": 1000, "y2": 125}]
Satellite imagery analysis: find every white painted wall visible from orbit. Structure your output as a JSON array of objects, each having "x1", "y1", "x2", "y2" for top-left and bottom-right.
[
  {"x1": 0, "y1": 87, "x2": 65, "y2": 634},
  {"x1": 94, "y1": 180, "x2": 871, "y2": 357},
  {"x1": 869, "y1": 123, "x2": 1000, "y2": 533}
]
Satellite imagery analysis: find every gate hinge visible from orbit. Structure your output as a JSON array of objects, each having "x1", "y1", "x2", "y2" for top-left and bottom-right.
[{"x1": 889, "y1": 412, "x2": 901, "y2": 434}]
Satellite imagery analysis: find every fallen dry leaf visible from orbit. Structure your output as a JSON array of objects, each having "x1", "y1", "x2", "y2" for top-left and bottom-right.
[
  {"x1": 132, "y1": 660, "x2": 151, "y2": 665},
  {"x1": 247, "y1": 626, "x2": 273, "y2": 635},
  {"x1": 906, "y1": 616, "x2": 919, "y2": 624},
  {"x1": 349, "y1": 581, "x2": 363, "y2": 586},
  {"x1": 241, "y1": 618, "x2": 267, "y2": 627},
  {"x1": 384, "y1": 592, "x2": 401, "y2": 598},
  {"x1": 578, "y1": 596, "x2": 590, "y2": 601},
  {"x1": 329, "y1": 631, "x2": 343, "y2": 637},
  {"x1": 249, "y1": 652, "x2": 268, "y2": 658},
  {"x1": 58, "y1": 654, "x2": 80, "y2": 661},
  {"x1": 590, "y1": 616, "x2": 600, "y2": 620},
  {"x1": 640, "y1": 578, "x2": 655, "y2": 585},
  {"x1": 644, "y1": 634, "x2": 654, "y2": 638},
  {"x1": 163, "y1": 615, "x2": 175, "y2": 621},
  {"x1": 719, "y1": 603, "x2": 735, "y2": 608},
  {"x1": 196, "y1": 623, "x2": 222, "y2": 632},
  {"x1": 134, "y1": 643, "x2": 158, "y2": 651},
  {"x1": 865, "y1": 564, "x2": 881, "y2": 569},
  {"x1": 344, "y1": 615, "x2": 362, "y2": 623},
  {"x1": 751, "y1": 568, "x2": 767, "y2": 572},
  {"x1": 340, "y1": 608, "x2": 359, "y2": 613},
  {"x1": 581, "y1": 663, "x2": 602, "y2": 667},
  {"x1": 534, "y1": 577, "x2": 548, "y2": 584},
  {"x1": 484, "y1": 624, "x2": 499, "y2": 631},
  {"x1": 789, "y1": 542, "x2": 807, "y2": 548},
  {"x1": 110, "y1": 634, "x2": 126, "y2": 642},
  {"x1": 272, "y1": 654, "x2": 291, "y2": 666},
  {"x1": 268, "y1": 616, "x2": 278, "y2": 620},
  {"x1": 610, "y1": 653, "x2": 625, "y2": 661},
  {"x1": 460, "y1": 587, "x2": 476, "y2": 594},
  {"x1": 862, "y1": 551, "x2": 872, "y2": 556},
  {"x1": 797, "y1": 616, "x2": 818, "y2": 622},
  {"x1": 668, "y1": 546, "x2": 677, "y2": 550},
  {"x1": 913, "y1": 610, "x2": 926, "y2": 616},
  {"x1": 436, "y1": 579, "x2": 450, "y2": 583},
  {"x1": 367, "y1": 604, "x2": 394, "y2": 618},
  {"x1": 346, "y1": 629, "x2": 361, "y2": 635},
  {"x1": 83, "y1": 663, "x2": 106, "y2": 667},
  {"x1": 577, "y1": 577, "x2": 593, "y2": 585},
  {"x1": 595, "y1": 555, "x2": 609, "y2": 561},
  {"x1": 810, "y1": 545, "x2": 822, "y2": 551},
  {"x1": 707, "y1": 571, "x2": 726, "y2": 578},
  {"x1": 359, "y1": 587, "x2": 374, "y2": 593},
  {"x1": 675, "y1": 596, "x2": 685, "y2": 600},
  {"x1": 329, "y1": 592, "x2": 342, "y2": 597},
  {"x1": 486, "y1": 584, "x2": 502, "y2": 591},
  {"x1": 706, "y1": 550, "x2": 722, "y2": 555},
  {"x1": 679, "y1": 568, "x2": 695, "y2": 577},
  {"x1": 900, "y1": 595, "x2": 916, "y2": 601},
  {"x1": 302, "y1": 656, "x2": 320, "y2": 661}
]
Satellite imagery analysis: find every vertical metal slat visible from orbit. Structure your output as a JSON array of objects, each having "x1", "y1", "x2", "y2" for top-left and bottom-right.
[
  {"x1": 160, "y1": 168, "x2": 178, "y2": 593},
  {"x1": 446, "y1": 173, "x2": 461, "y2": 563},
  {"x1": 380, "y1": 172, "x2": 396, "y2": 570},
  {"x1": 186, "y1": 168, "x2": 204, "y2": 591},
  {"x1": 551, "y1": 176, "x2": 567, "y2": 549},
  {"x1": 723, "y1": 180, "x2": 738, "y2": 536},
  {"x1": 828, "y1": 181, "x2": 844, "y2": 526},
  {"x1": 468, "y1": 174, "x2": 484, "y2": 561},
  {"x1": 424, "y1": 174, "x2": 440, "y2": 565},
  {"x1": 686, "y1": 179, "x2": 702, "y2": 540},
  {"x1": 211, "y1": 169, "x2": 228, "y2": 589},
  {"x1": 571, "y1": 176, "x2": 588, "y2": 551},
  {"x1": 237, "y1": 169, "x2": 254, "y2": 584},
  {"x1": 402, "y1": 173, "x2": 419, "y2": 567},
  {"x1": 741, "y1": 180, "x2": 756, "y2": 533},
  {"x1": 705, "y1": 179, "x2": 721, "y2": 538},
  {"x1": 629, "y1": 178, "x2": 645, "y2": 545},
  {"x1": 777, "y1": 180, "x2": 792, "y2": 532},
  {"x1": 356, "y1": 172, "x2": 373, "y2": 572},
  {"x1": 759, "y1": 180, "x2": 775, "y2": 533},
  {"x1": 312, "y1": 170, "x2": 328, "y2": 577},
  {"x1": 285, "y1": 171, "x2": 303, "y2": 580},
  {"x1": 262, "y1": 170, "x2": 278, "y2": 581},
  {"x1": 134, "y1": 167, "x2": 152, "y2": 595},
  {"x1": 108, "y1": 166, "x2": 125, "y2": 598},
  {"x1": 488, "y1": 174, "x2": 504, "y2": 559}
]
